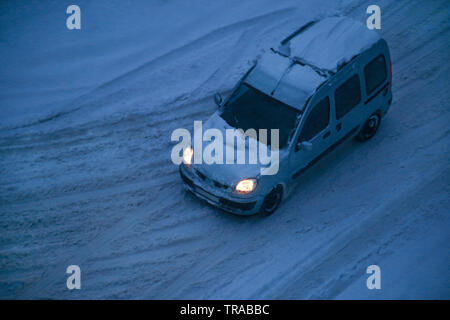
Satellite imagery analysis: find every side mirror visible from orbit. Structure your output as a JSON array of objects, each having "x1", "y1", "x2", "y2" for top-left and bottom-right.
[
  {"x1": 214, "y1": 93, "x2": 222, "y2": 107},
  {"x1": 296, "y1": 141, "x2": 313, "y2": 152}
]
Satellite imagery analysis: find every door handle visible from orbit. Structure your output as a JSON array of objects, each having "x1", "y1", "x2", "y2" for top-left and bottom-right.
[
  {"x1": 336, "y1": 123, "x2": 342, "y2": 131},
  {"x1": 323, "y1": 131, "x2": 331, "y2": 139}
]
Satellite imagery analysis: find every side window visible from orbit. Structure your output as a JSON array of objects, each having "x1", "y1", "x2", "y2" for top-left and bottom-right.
[
  {"x1": 334, "y1": 75, "x2": 361, "y2": 120},
  {"x1": 364, "y1": 55, "x2": 387, "y2": 95},
  {"x1": 299, "y1": 97, "x2": 330, "y2": 142}
]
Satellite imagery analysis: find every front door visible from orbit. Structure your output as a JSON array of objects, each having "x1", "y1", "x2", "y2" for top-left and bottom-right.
[{"x1": 290, "y1": 96, "x2": 333, "y2": 179}]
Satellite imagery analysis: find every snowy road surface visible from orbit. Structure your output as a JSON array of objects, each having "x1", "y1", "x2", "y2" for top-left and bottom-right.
[{"x1": 0, "y1": 0, "x2": 449, "y2": 299}]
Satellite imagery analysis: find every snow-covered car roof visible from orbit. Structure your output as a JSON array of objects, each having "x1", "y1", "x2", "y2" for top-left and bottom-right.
[
  {"x1": 245, "y1": 16, "x2": 380, "y2": 112},
  {"x1": 245, "y1": 51, "x2": 325, "y2": 111},
  {"x1": 282, "y1": 16, "x2": 380, "y2": 73}
]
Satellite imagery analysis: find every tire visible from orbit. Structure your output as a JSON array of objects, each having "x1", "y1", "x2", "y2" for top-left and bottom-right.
[
  {"x1": 356, "y1": 113, "x2": 381, "y2": 142},
  {"x1": 260, "y1": 185, "x2": 283, "y2": 216}
]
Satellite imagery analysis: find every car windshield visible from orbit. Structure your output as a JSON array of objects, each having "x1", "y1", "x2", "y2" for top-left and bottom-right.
[{"x1": 220, "y1": 83, "x2": 301, "y2": 148}]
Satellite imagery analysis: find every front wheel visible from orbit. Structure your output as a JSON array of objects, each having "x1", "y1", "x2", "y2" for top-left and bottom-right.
[
  {"x1": 260, "y1": 185, "x2": 283, "y2": 216},
  {"x1": 357, "y1": 113, "x2": 381, "y2": 142}
]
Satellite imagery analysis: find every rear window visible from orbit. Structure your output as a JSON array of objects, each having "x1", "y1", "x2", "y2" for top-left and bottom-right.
[
  {"x1": 364, "y1": 55, "x2": 387, "y2": 95},
  {"x1": 334, "y1": 75, "x2": 361, "y2": 120}
]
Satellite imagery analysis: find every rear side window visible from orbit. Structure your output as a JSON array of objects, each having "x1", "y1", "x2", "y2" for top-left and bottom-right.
[
  {"x1": 364, "y1": 55, "x2": 387, "y2": 95},
  {"x1": 334, "y1": 75, "x2": 361, "y2": 120},
  {"x1": 299, "y1": 97, "x2": 330, "y2": 142}
]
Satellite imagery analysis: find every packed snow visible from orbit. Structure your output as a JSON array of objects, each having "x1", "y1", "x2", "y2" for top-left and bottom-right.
[
  {"x1": 0, "y1": 0, "x2": 449, "y2": 299},
  {"x1": 288, "y1": 16, "x2": 381, "y2": 72},
  {"x1": 272, "y1": 64, "x2": 325, "y2": 110},
  {"x1": 245, "y1": 50, "x2": 326, "y2": 110}
]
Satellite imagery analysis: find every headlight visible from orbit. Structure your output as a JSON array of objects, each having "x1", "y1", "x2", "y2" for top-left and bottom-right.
[
  {"x1": 183, "y1": 147, "x2": 193, "y2": 166},
  {"x1": 235, "y1": 178, "x2": 257, "y2": 194}
]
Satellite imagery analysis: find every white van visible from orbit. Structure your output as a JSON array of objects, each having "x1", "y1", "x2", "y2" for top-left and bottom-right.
[{"x1": 179, "y1": 16, "x2": 393, "y2": 215}]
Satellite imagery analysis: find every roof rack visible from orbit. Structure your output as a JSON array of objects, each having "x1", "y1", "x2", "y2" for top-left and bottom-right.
[
  {"x1": 291, "y1": 57, "x2": 334, "y2": 77},
  {"x1": 270, "y1": 47, "x2": 333, "y2": 78},
  {"x1": 280, "y1": 20, "x2": 318, "y2": 46}
]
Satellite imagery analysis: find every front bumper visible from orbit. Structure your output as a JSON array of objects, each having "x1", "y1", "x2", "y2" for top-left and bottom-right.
[{"x1": 179, "y1": 164, "x2": 262, "y2": 215}]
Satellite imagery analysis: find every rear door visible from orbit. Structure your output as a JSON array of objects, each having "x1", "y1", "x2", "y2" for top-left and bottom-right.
[
  {"x1": 363, "y1": 52, "x2": 391, "y2": 116},
  {"x1": 333, "y1": 70, "x2": 365, "y2": 142}
]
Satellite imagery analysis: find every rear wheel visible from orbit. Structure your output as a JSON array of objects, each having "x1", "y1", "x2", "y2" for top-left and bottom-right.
[
  {"x1": 357, "y1": 113, "x2": 381, "y2": 142},
  {"x1": 260, "y1": 185, "x2": 282, "y2": 216}
]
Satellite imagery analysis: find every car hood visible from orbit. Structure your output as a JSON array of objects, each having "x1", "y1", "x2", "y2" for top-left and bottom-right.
[{"x1": 192, "y1": 112, "x2": 282, "y2": 187}]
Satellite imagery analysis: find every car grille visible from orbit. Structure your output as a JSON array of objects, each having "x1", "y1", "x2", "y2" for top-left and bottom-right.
[
  {"x1": 219, "y1": 198, "x2": 256, "y2": 211},
  {"x1": 194, "y1": 169, "x2": 229, "y2": 190},
  {"x1": 179, "y1": 168, "x2": 256, "y2": 212}
]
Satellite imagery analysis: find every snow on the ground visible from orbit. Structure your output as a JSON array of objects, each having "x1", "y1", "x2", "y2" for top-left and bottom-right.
[
  {"x1": 0, "y1": 0, "x2": 332, "y2": 130},
  {"x1": 0, "y1": 0, "x2": 449, "y2": 299}
]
